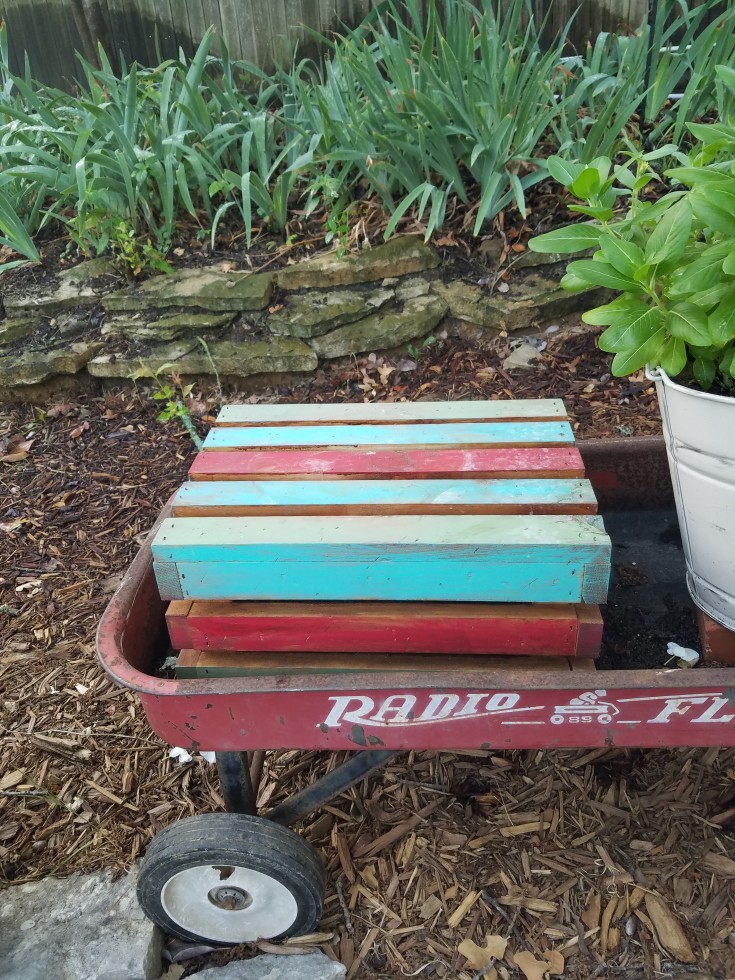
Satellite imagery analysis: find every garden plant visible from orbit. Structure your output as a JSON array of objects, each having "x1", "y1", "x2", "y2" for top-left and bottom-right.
[
  {"x1": 0, "y1": 0, "x2": 734, "y2": 268},
  {"x1": 529, "y1": 65, "x2": 735, "y2": 391}
]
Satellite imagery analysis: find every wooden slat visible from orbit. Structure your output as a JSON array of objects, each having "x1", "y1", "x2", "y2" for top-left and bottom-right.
[
  {"x1": 189, "y1": 447, "x2": 586, "y2": 481},
  {"x1": 171, "y1": 478, "x2": 598, "y2": 516},
  {"x1": 166, "y1": 600, "x2": 603, "y2": 657},
  {"x1": 152, "y1": 514, "x2": 611, "y2": 603},
  {"x1": 203, "y1": 421, "x2": 575, "y2": 450},
  {"x1": 215, "y1": 399, "x2": 568, "y2": 425},
  {"x1": 174, "y1": 648, "x2": 579, "y2": 678}
]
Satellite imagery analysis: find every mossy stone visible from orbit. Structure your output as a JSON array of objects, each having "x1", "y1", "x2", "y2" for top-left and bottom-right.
[
  {"x1": 104, "y1": 268, "x2": 274, "y2": 313},
  {"x1": 309, "y1": 293, "x2": 448, "y2": 359},
  {"x1": 276, "y1": 236, "x2": 440, "y2": 291},
  {"x1": 0, "y1": 341, "x2": 103, "y2": 385},
  {"x1": 268, "y1": 287, "x2": 394, "y2": 339},
  {"x1": 0, "y1": 318, "x2": 39, "y2": 346}
]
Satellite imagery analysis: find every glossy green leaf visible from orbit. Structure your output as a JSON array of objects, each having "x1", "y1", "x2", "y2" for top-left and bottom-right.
[
  {"x1": 528, "y1": 223, "x2": 601, "y2": 254},
  {"x1": 658, "y1": 336, "x2": 688, "y2": 377},
  {"x1": 693, "y1": 357, "x2": 716, "y2": 389},
  {"x1": 644, "y1": 200, "x2": 692, "y2": 265},
  {"x1": 691, "y1": 186, "x2": 735, "y2": 236},
  {"x1": 582, "y1": 296, "x2": 652, "y2": 326},
  {"x1": 546, "y1": 156, "x2": 584, "y2": 188},
  {"x1": 566, "y1": 259, "x2": 641, "y2": 292},
  {"x1": 665, "y1": 302, "x2": 711, "y2": 345},
  {"x1": 570, "y1": 167, "x2": 601, "y2": 200},
  {"x1": 600, "y1": 236, "x2": 644, "y2": 277},
  {"x1": 560, "y1": 270, "x2": 593, "y2": 293},
  {"x1": 708, "y1": 294, "x2": 735, "y2": 346},
  {"x1": 667, "y1": 242, "x2": 731, "y2": 297},
  {"x1": 598, "y1": 307, "x2": 662, "y2": 353},
  {"x1": 610, "y1": 327, "x2": 667, "y2": 376}
]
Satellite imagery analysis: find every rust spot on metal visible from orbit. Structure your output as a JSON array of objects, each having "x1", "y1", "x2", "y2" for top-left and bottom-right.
[{"x1": 350, "y1": 724, "x2": 367, "y2": 747}]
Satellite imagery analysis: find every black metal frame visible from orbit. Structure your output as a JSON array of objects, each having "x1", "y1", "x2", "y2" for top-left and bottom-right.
[{"x1": 216, "y1": 749, "x2": 396, "y2": 825}]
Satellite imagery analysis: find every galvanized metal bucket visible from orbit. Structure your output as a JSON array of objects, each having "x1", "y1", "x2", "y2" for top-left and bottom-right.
[{"x1": 648, "y1": 367, "x2": 735, "y2": 630}]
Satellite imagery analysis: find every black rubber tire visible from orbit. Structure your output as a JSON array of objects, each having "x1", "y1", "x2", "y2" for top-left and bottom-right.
[{"x1": 136, "y1": 813, "x2": 325, "y2": 945}]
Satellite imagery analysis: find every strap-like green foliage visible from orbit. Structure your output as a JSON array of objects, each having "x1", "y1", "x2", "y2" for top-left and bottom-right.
[{"x1": 0, "y1": 0, "x2": 735, "y2": 269}]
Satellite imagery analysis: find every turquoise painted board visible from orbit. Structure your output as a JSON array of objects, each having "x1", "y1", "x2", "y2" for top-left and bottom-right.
[
  {"x1": 151, "y1": 514, "x2": 611, "y2": 603},
  {"x1": 203, "y1": 421, "x2": 575, "y2": 450},
  {"x1": 153, "y1": 514, "x2": 610, "y2": 551},
  {"x1": 216, "y1": 399, "x2": 568, "y2": 424},
  {"x1": 153, "y1": 557, "x2": 610, "y2": 603},
  {"x1": 171, "y1": 478, "x2": 597, "y2": 512}
]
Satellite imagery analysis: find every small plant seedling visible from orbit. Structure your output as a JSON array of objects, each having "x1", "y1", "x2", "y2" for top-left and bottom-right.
[
  {"x1": 130, "y1": 361, "x2": 204, "y2": 449},
  {"x1": 406, "y1": 335, "x2": 436, "y2": 361}
]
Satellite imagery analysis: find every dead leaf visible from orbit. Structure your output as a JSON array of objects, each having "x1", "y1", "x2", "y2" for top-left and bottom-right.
[
  {"x1": 644, "y1": 893, "x2": 695, "y2": 963},
  {"x1": 581, "y1": 891, "x2": 601, "y2": 930},
  {"x1": 70, "y1": 422, "x2": 89, "y2": 439},
  {"x1": 9, "y1": 436, "x2": 34, "y2": 451},
  {"x1": 221, "y1": 261, "x2": 236, "y2": 272},
  {"x1": 514, "y1": 950, "x2": 564, "y2": 980},
  {"x1": 173, "y1": 247, "x2": 185, "y2": 257},
  {"x1": 0, "y1": 451, "x2": 28, "y2": 463},
  {"x1": 458, "y1": 935, "x2": 507, "y2": 977}
]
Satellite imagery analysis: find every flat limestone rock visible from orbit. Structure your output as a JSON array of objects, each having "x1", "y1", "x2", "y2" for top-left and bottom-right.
[
  {"x1": 89, "y1": 337, "x2": 316, "y2": 379},
  {"x1": 174, "y1": 337, "x2": 318, "y2": 377},
  {"x1": 104, "y1": 268, "x2": 274, "y2": 312},
  {"x1": 88, "y1": 340, "x2": 199, "y2": 378},
  {"x1": 5, "y1": 258, "x2": 121, "y2": 315},
  {"x1": 276, "y1": 235, "x2": 440, "y2": 290},
  {"x1": 103, "y1": 312, "x2": 234, "y2": 341},
  {"x1": 192, "y1": 953, "x2": 346, "y2": 979},
  {"x1": 268, "y1": 286, "x2": 394, "y2": 338},
  {"x1": 0, "y1": 867, "x2": 162, "y2": 980},
  {"x1": 0, "y1": 340, "x2": 103, "y2": 386},
  {"x1": 309, "y1": 293, "x2": 447, "y2": 359},
  {"x1": 432, "y1": 278, "x2": 610, "y2": 332},
  {"x1": 0, "y1": 317, "x2": 40, "y2": 346}
]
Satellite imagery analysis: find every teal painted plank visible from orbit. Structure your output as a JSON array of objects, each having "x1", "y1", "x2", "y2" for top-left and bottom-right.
[
  {"x1": 153, "y1": 514, "x2": 609, "y2": 551},
  {"x1": 203, "y1": 421, "x2": 574, "y2": 449},
  {"x1": 216, "y1": 399, "x2": 568, "y2": 424},
  {"x1": 154, "y1": 557, "x2": 610, "y2": 603},
  {"x1": 172, "y1": 478, "x2": 597, "y2": 511}
]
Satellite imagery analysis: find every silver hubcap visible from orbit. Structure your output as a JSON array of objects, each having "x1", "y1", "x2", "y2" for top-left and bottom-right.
[{"x1": 161, "y1": 864, "x2": 298, "y2": 943}]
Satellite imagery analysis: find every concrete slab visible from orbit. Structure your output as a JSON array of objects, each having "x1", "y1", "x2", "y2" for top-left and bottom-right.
[
  {"x1": 0, "y1": 868, "x2": 163, "y2": 980},
  {"x1": 191, "y1": 953, "x2": 346, "y2": 979}
]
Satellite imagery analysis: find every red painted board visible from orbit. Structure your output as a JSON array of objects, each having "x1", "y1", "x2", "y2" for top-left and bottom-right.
[
  {"x1": 189, "y1": 446, "x2": 586, "y2": 481},
  {"x1": 166, "y1": 601, "x2": 602, "y2": 658}
]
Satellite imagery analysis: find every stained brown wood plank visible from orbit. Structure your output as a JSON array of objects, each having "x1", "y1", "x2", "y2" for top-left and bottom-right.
[{"x1": 174, "y1": 648, "x2": 577, "y2": 678}]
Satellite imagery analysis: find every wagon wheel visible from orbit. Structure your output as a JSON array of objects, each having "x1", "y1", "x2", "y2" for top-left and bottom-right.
[{"x1": 136, "y1": 813, "x2": 325, "y2": 945}]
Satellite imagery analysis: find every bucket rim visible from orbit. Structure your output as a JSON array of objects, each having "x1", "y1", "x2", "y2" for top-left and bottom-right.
[{"x1": 646, "y1": 365, "x2": 735, "y2": 407}]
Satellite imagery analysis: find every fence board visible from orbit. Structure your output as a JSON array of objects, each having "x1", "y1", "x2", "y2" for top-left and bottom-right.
[{"x1": 0, "y1": 0, "x2": 726, "y2": 91}]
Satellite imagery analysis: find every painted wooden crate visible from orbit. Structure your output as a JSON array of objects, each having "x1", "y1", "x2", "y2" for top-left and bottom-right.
[
  {"x1": 152, "y1": 399, "x2": 611, "y2": 664},
  {"x1": 154, "y1": 399, "x2": 610, "y2": 604}
]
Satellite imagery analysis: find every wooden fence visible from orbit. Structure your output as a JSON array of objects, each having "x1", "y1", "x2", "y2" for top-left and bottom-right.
[{"x1": 0, "y1": 0, "x2": 724, "y2": 89}]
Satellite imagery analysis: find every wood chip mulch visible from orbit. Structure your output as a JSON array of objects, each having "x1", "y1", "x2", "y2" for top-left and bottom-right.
[{"x1": 2, "y1": 334, "x2": 734, "y2": 980}]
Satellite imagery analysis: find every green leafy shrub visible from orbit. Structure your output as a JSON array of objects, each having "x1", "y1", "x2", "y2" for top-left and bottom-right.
[{"x1": 530, "y1": 67, "x2": 735, "y2": 390}]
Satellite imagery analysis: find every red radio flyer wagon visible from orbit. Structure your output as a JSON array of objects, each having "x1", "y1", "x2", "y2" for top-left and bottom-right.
[{"x1": 96, "y1": 400, "x2": 735, "y2": 946}]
